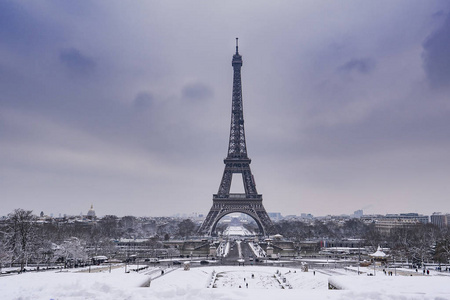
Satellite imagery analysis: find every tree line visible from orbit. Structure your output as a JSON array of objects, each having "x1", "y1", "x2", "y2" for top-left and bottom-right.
[
  {"x1": 0, "y1": 209, "x2": 197, "y2": 271},
  {"x1": 270, "y1": 219, "x2": 450, "y2": 267},
  {"x1": 1, "y1": 208, "x2": 449, "y2": 271}
]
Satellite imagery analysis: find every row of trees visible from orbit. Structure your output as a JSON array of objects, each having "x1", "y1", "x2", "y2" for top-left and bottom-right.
[
  {"x1": 0, "y1": 209, "x2": 198, "y2": 271},
  {"x1": 2, "y1": 208, "x2": 449, "y2": 270},
  {"x1": 387, "y1": 224, "x2": 450, "y2": 267},
  {"x1": 271, "y1": 218, "x2": 450, "y2": 267},
  {"x1": 0, "y1": 209, "x2": 90, "y2": 271}
]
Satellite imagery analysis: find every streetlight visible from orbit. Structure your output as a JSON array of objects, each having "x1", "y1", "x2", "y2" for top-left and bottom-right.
[
  {"x1": 358, "y1": 240, "x2": 361, "y2": 275},
  {"x1": 373, "y1": 258, "x2": 376, "y2": 276},
  {"x1": 393, "y1": 254, "x2": 396, "y2": 276}
]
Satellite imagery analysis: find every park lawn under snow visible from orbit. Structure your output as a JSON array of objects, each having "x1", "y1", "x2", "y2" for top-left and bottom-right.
[{"x1": 1, "y1": 265, "x2": 450, "y2": 299}]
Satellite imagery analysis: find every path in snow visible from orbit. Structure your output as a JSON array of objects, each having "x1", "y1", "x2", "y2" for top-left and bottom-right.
[
  {"x1": 214, "y1": 270, "x2": 280, "y2": 289},
  {"x1": 236, "y1": 240, "x2": 243, "y2": 258},
  {"x1": 223, "y1": 225, "x2": 253, "y2": 236}
]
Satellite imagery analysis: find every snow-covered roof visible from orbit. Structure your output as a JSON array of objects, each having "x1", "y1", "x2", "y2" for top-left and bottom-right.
[
  {"x1": 92, "y1": 255, "x2": 108, "y2": 260},
  {"x1": 369, "y1": 246, "x2": 388, "y2": 258}
]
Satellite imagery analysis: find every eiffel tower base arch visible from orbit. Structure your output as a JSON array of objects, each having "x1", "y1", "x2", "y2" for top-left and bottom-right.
[{"x1": 199, "y1": 196, "x2": 272, "y2": 236}]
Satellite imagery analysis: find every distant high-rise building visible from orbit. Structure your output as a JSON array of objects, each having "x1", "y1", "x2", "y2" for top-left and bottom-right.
[
  {"x1": 268, "y1": 212, "x2": 282, "y2": 221},
  {"x1": 301, "y1": 213, "x2": 313, "y2": 219},
  {"x1": 431, "y1": 212, "x2": 448, "y2": 228},
  {"x1": 353, "y1": 210, "x2": 363, "y2": 218}
]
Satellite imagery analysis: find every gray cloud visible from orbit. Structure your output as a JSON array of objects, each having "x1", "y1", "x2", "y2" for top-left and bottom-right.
[
  {"x1": 134, "y1": 92, "x2": 154, "y2": 110},
  {"x1": 338, "y1": 58, "x2": 376, "y2": 74},
  {"x1": 182, "y1": 82, "x2": 214, "y2": 101},
  {"x1": 59, "y1": 48, "x2": 96, "y2": 76},
  {"x1": 0, "y1": 1, "x2": 38, "y2": 46},
  {"x1": 0, "y1": 1, "x2": 60, "y2": 52},
  {"x1": 422, "y1": 12, "x2": 450, "y2": 88},
  {"x1": 432, "y1": 10, "x2": 445, "y2": 18}
]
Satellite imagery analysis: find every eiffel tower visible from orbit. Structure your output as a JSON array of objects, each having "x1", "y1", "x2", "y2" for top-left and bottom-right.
[{"x1": 199, "y1": 39, "x2": 272, "y2": 236}]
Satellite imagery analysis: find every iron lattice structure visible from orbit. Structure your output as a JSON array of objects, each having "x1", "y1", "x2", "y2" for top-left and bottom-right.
[{"x1": 199, "y1": 39, "x2": 272, "y2": 236}]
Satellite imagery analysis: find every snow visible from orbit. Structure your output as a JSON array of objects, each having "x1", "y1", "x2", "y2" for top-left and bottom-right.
[
  {"x1": 369, "y1": 246, "x2": 388, "y2": 258},
  {"x1": 216, "y1": 240, "x2": 229, "y2": 257},
  {"x1": 1, "y1": 264, "x2": 450, "y2": 299},
  {"x1": 329, "y1": 274, "x2": 450, "y2": 294},
  {"x1": 236, "y1": 240, "x2": 243, "y2": 257},
  {"x1": 248, "y1": 241, "x2": 266, "y2": 257},
  {"x1": 223, "y1": 225, "x2": 252, "y2": 236}
]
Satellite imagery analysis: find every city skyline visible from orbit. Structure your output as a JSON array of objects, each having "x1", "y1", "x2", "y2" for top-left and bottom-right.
[{"x1": 1, "y1": 1, "x2": 450, "y2": 217}]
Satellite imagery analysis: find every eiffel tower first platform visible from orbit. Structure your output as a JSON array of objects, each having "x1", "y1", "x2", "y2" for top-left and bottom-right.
[{"x1": 199, "y1": 39, "x2": 272, "y2": 236}]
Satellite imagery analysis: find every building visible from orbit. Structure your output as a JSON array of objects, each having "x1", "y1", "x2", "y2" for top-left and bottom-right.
[
  {"x1": 86, "y1": 204, "x2": 96, "y2": 220},
  {"x1": 301, "y1": 213, "x2": 314, "y2": 219},
  {"x1": 375, "y1": 218, "x2": 420, "y2": 235},
  {"x1": 352, "y1": 210, "x2": 363, "y2": 218},
  {"x1": 384, "y1": 213, "x2": 429, "y2": 224},
  {"x1": 431, "y1": 212, "x2": 449, "y2": 228},
  {"x1": 268, "y1": 212, "x2": 282, "y2": 221}
]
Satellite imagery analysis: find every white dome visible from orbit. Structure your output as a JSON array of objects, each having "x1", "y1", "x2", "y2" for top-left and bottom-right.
[{"x1": 87, "y1": 204, "x2": 96, "y2": 217}]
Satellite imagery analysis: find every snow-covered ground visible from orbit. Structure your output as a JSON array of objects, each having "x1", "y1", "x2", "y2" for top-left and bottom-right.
[
  {"x1": 216, "y1": 240, "x2": 229, "y2": 257},
  {"x1": 248, "y1": 241, "x2": 266, "y2": 257},
  {"x1": 236, "y1": 240, "x2": 243, "y2": 258},
  {"x1": 1, "y1": 264, "x2": 450, "y2": 299},
  {"x1": 223, "y1": 225, "x2": 253, "y2": 236}
]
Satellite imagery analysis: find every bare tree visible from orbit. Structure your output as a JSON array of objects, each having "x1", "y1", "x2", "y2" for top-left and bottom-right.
[
  {"x1": 388, "y1": 226, "x2": 411, "y2": 266},
  {"x1": 5, "y1": 209, "x2": 37, "y2": 271},
  {"x1": 177, "y1": 219, "x2": 197, "y2": 238},
  {"x1": 341, "y1": 219, "x2": 368, "y2": 238},
  {"x1": 99, "y1": 215, "x2": 119, "y2": 239},
  {"x1": 54, "y1": 237, "x2": 88, "y2": 268},
  {"x1": 404, "y1": 224, "x2": 439, "y2": 267},
  {"x1": 434, "y1": 228, "x2": 450, "y2": 267},
  {"x1": 363, "y1": 223, "x2": 384, "y2": 253},
  {"x1": 0, "y1": 238, "x2": 12, "y2": 273}
]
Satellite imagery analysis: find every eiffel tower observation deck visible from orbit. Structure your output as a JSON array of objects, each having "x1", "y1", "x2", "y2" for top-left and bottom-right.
[{"x1": 199, "y1": 39, "x2": 272, "y2": 236}]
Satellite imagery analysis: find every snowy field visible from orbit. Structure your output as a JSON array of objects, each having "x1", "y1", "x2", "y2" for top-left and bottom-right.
[
  {"x1": 223, "y1": 225, "x2": 253, "y2": 236},
  {"x1": 1, "y1": 264, "x2": 450, "y2": 299}
]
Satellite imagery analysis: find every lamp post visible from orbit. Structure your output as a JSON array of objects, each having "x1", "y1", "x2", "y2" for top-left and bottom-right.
[
  {"x1": 358, "y1": 241, "x2": 361, "y2": 275},
  {"x1": 374, "y1": 258, "x2": 376, "y2": 276},
  {"x1": 394, "y1": 254, "x2": 396, "y2": 276}
]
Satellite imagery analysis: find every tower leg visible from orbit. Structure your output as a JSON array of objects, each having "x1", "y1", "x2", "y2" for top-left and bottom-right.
[{"x1": 199, "y1": 200, "x2": 272, "y2": 236}]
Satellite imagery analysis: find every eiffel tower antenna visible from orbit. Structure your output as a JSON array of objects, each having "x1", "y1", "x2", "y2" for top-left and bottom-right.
[{"x1": 199, "y1": 39, "x2": 272, "y2": 236}]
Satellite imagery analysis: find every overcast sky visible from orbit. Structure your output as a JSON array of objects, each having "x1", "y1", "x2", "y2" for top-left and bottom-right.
[{"x1": 1, "y1": 1, "x2": 450, "y2": 218}]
